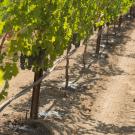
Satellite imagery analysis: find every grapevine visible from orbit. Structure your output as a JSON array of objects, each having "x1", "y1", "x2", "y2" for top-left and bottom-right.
[{"x1": 0, "y1": 0, "x2": 135, "y2": 119}]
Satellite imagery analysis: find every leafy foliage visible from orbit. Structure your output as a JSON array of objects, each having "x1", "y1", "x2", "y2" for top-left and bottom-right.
[{"x1": 0, "y1": 0, "x2": 134, "y2": 101}]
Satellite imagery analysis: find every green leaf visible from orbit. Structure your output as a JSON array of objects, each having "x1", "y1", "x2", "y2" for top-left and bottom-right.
[
  {"x1": 0, "y1": 69, "x2": 4, "y2": 86},
  {"x1": 3, "y1": 63, "x2": 18, "y2": 80}
]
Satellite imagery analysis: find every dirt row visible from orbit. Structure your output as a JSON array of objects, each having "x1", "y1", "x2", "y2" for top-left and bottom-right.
[{"x1": 0, "y1": 19, "x2": 135, "y2": 135}]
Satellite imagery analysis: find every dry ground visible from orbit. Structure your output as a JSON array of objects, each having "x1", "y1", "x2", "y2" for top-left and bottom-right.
[{"x1": 0, "y1": 19, "x2": 135, "y2": 135}]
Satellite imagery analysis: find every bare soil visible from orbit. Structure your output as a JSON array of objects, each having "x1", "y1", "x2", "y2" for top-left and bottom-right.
[{"x1": 0, "y1": 19, "x2": 135, "y2": 135}]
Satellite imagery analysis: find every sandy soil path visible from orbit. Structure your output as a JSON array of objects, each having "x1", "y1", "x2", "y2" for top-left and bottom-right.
[
  {"x1": 0, "y1": 20, "x2": 135, "y2": 135},
  {"x1": 91, "y1": 22, "x2": 135, "y2": 134}
]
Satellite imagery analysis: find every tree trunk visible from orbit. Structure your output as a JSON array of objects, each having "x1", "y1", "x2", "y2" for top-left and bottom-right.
[
  {"x1": 130, "y1": 6, "x2": 133, "y2": 19},
  {"x1": 106, "y1": 22, "x2": 109, "y2": 45},
  {"x1": 133, "y1": 6, "x2": 135, "y2": 18},
  {"x1": 83, "y1": 42, "x2": 88, "y2": 69},
  {"x1": 118, "y1": 15, "x2": 123, "y2": 30},
  {"x1": 96, "y1": 26, "x2": 102, "y2": 55},
  {"x1": 30, "y1": 69, "x2": 43, "y2": 119},
  {"x1": 65, "y1": 44, "x2": 71, "y2": 89},
  {"x1": 113, "y1": 21, "x2": 117, "y2": 36},
  {"x1": 130, "y1": 6, "x2": 135, "y2": 18}
]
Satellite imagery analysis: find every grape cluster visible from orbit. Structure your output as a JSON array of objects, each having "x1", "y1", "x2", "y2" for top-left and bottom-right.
[
  {"x1": 20, "y1": 54, "x2": 26, "y2": 70},
  {"x1": 20, "y1": 47, "x2": 47, "y2": 70},
  {"x1": 20, "y1": 54, "x2": 34, "y2": 70}
]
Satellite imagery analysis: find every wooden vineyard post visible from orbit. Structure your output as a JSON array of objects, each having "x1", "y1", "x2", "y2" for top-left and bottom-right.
[
  {"x1": 65, "y1": 43, "x2": 71, "y2": 89},
  {"x1": 96, "y1": 26, "x2": 102, "y2": 55},
  {"x1": 118, "y1": 15, "x2": 123, "y2": 30},
  {"x1": 106, "y1": 22, "x2": 109, "y2": 45},
  {"x1": 30, "y1": 69, "x2": 43, "y2": 119},
  {"x1": 83, "y1": 40, "x2": 88, "y2": 69},
  {"x1": 113, "y1": 21, "x2": 117, "y2": 36}
]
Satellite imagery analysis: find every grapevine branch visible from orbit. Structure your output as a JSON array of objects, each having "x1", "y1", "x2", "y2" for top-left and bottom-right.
[
  {"x1": 0, "y1": 33, "x2": 8, "y2": 53},
  {"x1": 0, "y1": 47, "x2": 78, "y2": 112}
]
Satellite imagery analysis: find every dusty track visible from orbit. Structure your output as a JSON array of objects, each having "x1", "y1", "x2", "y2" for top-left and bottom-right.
[
  {"x1": 91, "y1": 21, "x2": 135, "y2": 134},
  {"x1": 0, "y1": 20, "x2": 135, "y2": 135}
]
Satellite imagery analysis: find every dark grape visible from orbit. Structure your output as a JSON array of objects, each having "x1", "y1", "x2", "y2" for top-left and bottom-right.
[{"x1": 20, "y1": 53, "x2": 26, "y2": 70}]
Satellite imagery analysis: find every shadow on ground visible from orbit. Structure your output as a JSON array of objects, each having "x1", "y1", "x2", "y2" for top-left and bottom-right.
[
  {"x1": 95, "y1": 121, "x2": 135, "y2": 134},
  {"x1": 1, "y1": 17, "x2": 135, "y2": 135}
]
